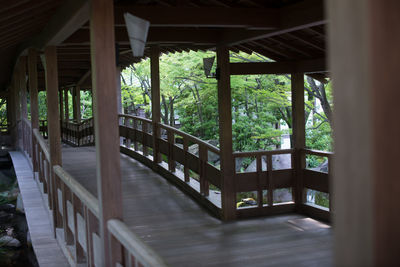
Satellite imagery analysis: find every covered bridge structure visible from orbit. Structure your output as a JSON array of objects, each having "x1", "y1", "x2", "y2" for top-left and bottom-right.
[{"x1": 0, "y1": 0, "x2": 398, "y2": 266}]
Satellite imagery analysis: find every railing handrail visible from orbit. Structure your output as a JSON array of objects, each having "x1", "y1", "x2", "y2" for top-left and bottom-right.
[
  {"x1": 53, "y1": 165, "x2": 99, "y2": 217},
  {"x1": 107, "y1": 219, "x2": 168, "y2": 267},
  {"x1": 302, "y1": 148, "x2": 333, "y2": 157},
  {"x1": 119, "y1": 114, "x2": 152, "y2": 124},
  {"x1": 159, "y1": 123, "x2": 220, "y2": 154},
  {"x1": 119, "y1": 114, "x2": 220, "y2": 154},
  {"x1": 33, "y1": 128, "x2": 50, "y2": 161},
  {"x1": 233, "y1": 148, "x2": 294, "y2": 158}
]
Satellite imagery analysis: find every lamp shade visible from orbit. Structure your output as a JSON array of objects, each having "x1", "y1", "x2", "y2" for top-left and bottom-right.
[
  {"x1": 124, "y1": 13, "x2": 150, "y2": 57},
  {"x1": 203, "y1": 56, "x2": 215, "y2": 77}
]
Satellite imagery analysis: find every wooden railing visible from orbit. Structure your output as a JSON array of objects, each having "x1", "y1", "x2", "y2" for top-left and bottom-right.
[
  {"x1": 233, "y1": 149, "x2": 295, "y2": 217},
  {"x1": 62, "y1": 118, "x2": 94, "y2": 147},
  {"x1": 301, "y1": 148, "x2": 333, "y2": 220},
  {"x1": 108, "y1": 219, "x2": 167, "y2": 267},
  {"x1": 118, "y1": 114, "x2": 222, "y2": 216},
  {"x1": 30, "y1": 126, "x2": 167, "y2": 266}
]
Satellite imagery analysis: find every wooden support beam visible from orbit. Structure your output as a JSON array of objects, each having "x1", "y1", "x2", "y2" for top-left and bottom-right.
[
  {"x1": 90, "y1": 0, "x2": 123, "y2": 265},
  {"x1": 217, "y1": 46, "x2": 236, "y2": 220},
  {"x1": 220, "y1": 0, "x2": 325, "y2": 46},
  {"x1": 291, "y1": 73, "x2": 306, "y2": 210},
  {"x1": 28, "y1": 49, "x2": 39, "y2": 171},
  {"x1": 44, "y1": 46, "x2": 62, "y2": 233},
  {"x1": 26, "y1": 0, "x2": 89, "y2": 48},
  {"x1": 150, "y1": 45, "x2": 161, "y2": 164},
  {"x1": 115, "y1": 6, "x2": 279, "y2": 29},
  {"x1": 230, "y1": 58, "x2": 326, "y2": 75}
]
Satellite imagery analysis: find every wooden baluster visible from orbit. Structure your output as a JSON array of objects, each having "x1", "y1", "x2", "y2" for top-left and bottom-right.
[
  {"x1": 199, "y1": 145, "x2": 209, "y2": 196},
  {"x1": 85, "y1": 208, "x2": 98, "y2": 267},
  {"x1": 133, "y1": 119, "x2": 138, "y2": 151},
  {"x1": 142, "y1": 122, "x2": 148, "y2": 156},
  {"x1": 167, "y1": 130, "x2": 175, "y2": 172},
  {"x1": 61, "y1": 182, "x2": 73, "y2": 245},
  {"x1": 110, "y1": 234, "x2": 124, "y2": 267},
  {"x1": 257, "y1": 155, "x2": 263, "y2": 208},
  {"x1": 183, "y1": 138, "x2": 189, "y2": 182},
  {"x1": 72, "y1": 195, "x2": 86, "y2": 263},
  {"x1": 328, "y1": 155, "x2": 333, "y2": 212},
  {"x1": 267, "y1": 154, "x2": 273, "y2": 206},
  {"x1": 125, "y1": 117, "x2": 131, "y2": 148}
]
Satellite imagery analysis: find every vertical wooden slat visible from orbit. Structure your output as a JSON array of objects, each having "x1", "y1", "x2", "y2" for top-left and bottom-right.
[
  {"x1": 142, "y1": 122, "x2": 148, "y2": 156},
  {"x1": 76, "y1": 86, "x2": 81, "y2": 123},
  {"x1": 125, "y1": 118, "x2": 131, "y2": 148},
  {"x1": 183, "y1": 138, "x2": 189, "y2": 182},
  {"x1": 167, "y1": 130, "x2": 175, "y2": 172},
  {"x1": 256, "y1": 155, "x2": 262, "y2": 207},
  {"x1": 61, "y1": 183, "x2": 73, "y2": 245},
  {"x1": 72, "y1": 195, "x2": 85, "y2": 263},
  {"x1": 150, "y1": 45, "x2": 161, "y2": 164},
  {"x1": 266, "y1": 154, "x2": 273, "y2": 206},
  {"x1": 217, "y1": 46, "x2": 235, "y2": 220},
  {"x1": 199, "y1": 145, "x2": 209, "y2": 196},
  {"x1": 90, "y1": 0, "x2": 123, "y2": 264},
  {"x1": 133, "y1": 119, "x2": 138, "y2": 151},
  {"x1": 291, "y1": 73, "x2": 305, "y2": 209},
  {"x1": 64, "y1": 89, "x2": 69, "y2": 122},
  {"x1": 44, "y1": 46, "x2": 63, "y2": 233}
]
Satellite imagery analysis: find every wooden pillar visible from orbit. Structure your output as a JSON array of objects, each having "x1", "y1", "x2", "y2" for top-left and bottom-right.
[
  {"x1": 44, "y1": 46, "x2": 62, "y2": 232},
  {"x1": 72, "y1": 87, "x2": 77, "y2": 121},
  {"x1": 116, "y1": 66, "x2": 123, "y2": 114},
  {"x1": 13, "y1": 67, "x2": 21, "y2": 148},
  {"x1": 28, "y1": 49, "x2": 39, "y2": 172},
  {"x1": 217, "y1": 46, "x2": 235, "y2": 220},
  {"x1": 19, "y1": 57, "x2": 28, "y2": 120},
  {"x1": 150, "y1": 45, "x2": 161, "y2": 164},
  {"x1": 90, "y1": 0, "x2": 122, "y2": 265},
  {"x1": 291, "y1": 73, "x2": 305, "y2": 208},
  {"x1": 329, "y1": 0, "x2": 400, "y2": 265},
  {"x1": 64, "y1": 89, "x2": 69, "y2": 122},
  {"x1": 59, "y1": 89, "x2": 64, "y2": 123},
  {"x1": 75, "y1": 86, "x2": 81, "y2": 123}
]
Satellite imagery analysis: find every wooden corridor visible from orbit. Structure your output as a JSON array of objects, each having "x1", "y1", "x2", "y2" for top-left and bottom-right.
[{"x1": 61, "y1": 146, "x2": 333, "y2": 267}]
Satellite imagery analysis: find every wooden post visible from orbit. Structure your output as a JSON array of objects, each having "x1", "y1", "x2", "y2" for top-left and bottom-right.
[
  {"x1": 72, "y1": 87, "x2": 77, "y2": 122},
  {"x1": 64, "y1": 89, "x2": 69, "y2": 122},
  {"x1": 217, "y1": 46, "x2": 235, "y2": 220},
  {"x1": 44, "y1": 46, "x2": 63, "y2": 234},
  {"x1": 150, "y1": 45, "x2": 161, "y2": 164},
  {"x1": 90, "y1": 0, "x2": 123, "y2": 265},
  {"x1": 76, "y1": 86, "x2": 81, "y2": 123},
  {"x1": 28, "y1": 49, "x2": 39, "y2": 172},
  {"x1": 329, "y1": 0, "x2": 400, "y2": 265},
  {"x1": 291, "y1": 73, "x2": 305, "y2": 209},
  {"x1": 19, "y1": 57, "x2": 28, "y2": 120},
  {"x1": 59, "y1": 89, "x2": 64, "y2": 123},
  {"x1": 14, "y1": 67, "x2": 21, "y2": 149}
]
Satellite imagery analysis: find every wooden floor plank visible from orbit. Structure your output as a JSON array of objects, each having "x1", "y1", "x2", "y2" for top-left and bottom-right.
[
  {"x1": 9, "y1": 151, "x2": 70, "y2": 267},
  {"x1": 61, "y1": 147, "x2": 333, "y2": 267}
]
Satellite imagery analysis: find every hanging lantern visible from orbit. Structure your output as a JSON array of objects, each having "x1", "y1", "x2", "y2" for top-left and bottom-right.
[
  {"x1": 203, "y1": 56, "x2": 215, "y2": 78},
  {"x1": 124, "y1": 13, "x2": 150, "y2": 57}
]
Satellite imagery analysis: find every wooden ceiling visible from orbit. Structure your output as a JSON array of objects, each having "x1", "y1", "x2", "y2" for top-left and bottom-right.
[{"x1": 0, "y1": 0, "x2": 326, "y2": 91}]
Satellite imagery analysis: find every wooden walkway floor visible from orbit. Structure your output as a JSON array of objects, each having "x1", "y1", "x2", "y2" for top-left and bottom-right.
[
  {"x1": 61, "y1": 146, "x2": 333, "y2": 267},
  {"x1": 10, "y1": 151, "x2": 69, "y2": 267}
]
